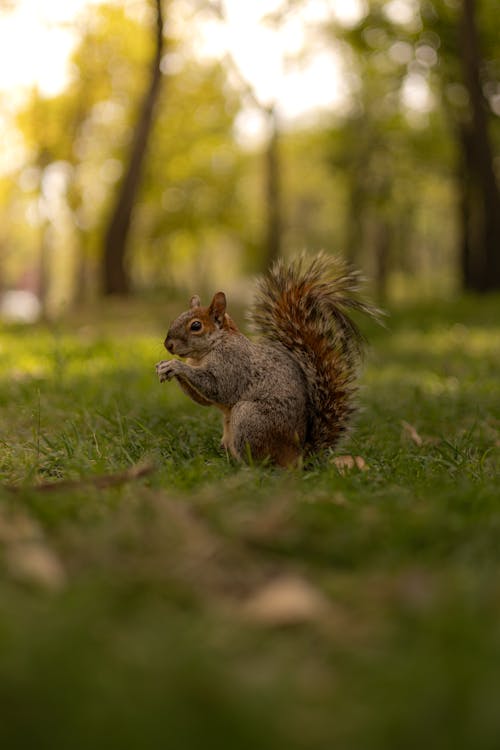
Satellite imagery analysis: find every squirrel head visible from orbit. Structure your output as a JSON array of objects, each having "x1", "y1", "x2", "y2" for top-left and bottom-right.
[{"x1": 164, "y1": 292, "x2": 239, "y2": 360}]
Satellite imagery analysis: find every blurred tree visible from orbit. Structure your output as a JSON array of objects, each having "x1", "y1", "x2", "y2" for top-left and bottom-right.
[
  {"x1": 16, "y1": 4, "x2": 152, "y2": 308},
  {"x1": 103, "y1": 0, "x2": 166, "y2": 295},
  {"x1": 422, "y1": 0, "x2": 500, "y2": 291},
  {"x1": 279, "y1": 127, "x2": 346, "y2": 259},
  {"x1": 200, "y1": 0, "x2": 285, "y2": 270},
  {"x1": 13, "y1": 1, "x2": 245, "y2": 304},
  {"x1": 15, "y1": 96, "x2": 73, "y2": 315},
  {"x1": 264, "y1": 105, "x2": 282, "y2": 266},
  {"x1": 321, "y1": 0, "x2": 500, "y2": 295},
  {"x1": 324, "y1": 1, "x2": 453, "y2": 299},
  {"x1": 135, "y1": 56, "x2": 246, "y2": 290}
]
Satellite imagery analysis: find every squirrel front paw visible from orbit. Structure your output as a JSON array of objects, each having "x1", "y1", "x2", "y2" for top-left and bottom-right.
[{"x1": 155, "y1": 359, "x2": 181, "y2": 383}]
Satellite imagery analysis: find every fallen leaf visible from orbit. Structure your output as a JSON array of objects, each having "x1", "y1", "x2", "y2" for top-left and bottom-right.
[
  {"x1": 0, "y1": 509, "x2": 66, "y2": 591},
  {"x1": 333, "y1": 455, "x2": 369, "y2": 474},
  {"x1": 401, "y1": 420, "x2": 423, "y2": 447},
  {"x1": 331, "y1": 492, "x2": 348, "y2": 506},
  {"x1": 5, "y1": 543, "x2": 66, "y2": 591},
  {"x1": 241, "y1": 575, "x2": 330, "y2": 626}
]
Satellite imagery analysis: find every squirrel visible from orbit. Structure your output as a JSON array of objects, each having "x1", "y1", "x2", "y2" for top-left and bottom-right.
[{"x1": 156, "y1": 253, "x2": 380, "y2": 467}]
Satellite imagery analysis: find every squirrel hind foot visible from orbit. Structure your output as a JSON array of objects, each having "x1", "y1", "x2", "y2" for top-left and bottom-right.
[{"x1": 235, "y1": 439, "x2": 302, "y2": 468}]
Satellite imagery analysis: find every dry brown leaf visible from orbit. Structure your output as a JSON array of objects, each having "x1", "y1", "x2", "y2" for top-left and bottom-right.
[
  {"x1": 241, "y1": 496, "x2": 292, "y2": 542},
  {"x1": 401, "y1": 420, "x2": 423, "y2": 447},
  {"x1": 333, "y1": 455, "x2": 369, "y2": 474},
  {"x1": 331, "y1": 492, "x2": 348, "y2": 506},
  {"x1": 162, "y1": 499, "x2": 219, "y2": 562},
  {"x1": 5, "y1": 543, "x2": 66, "y2": 591},
  {"x1": 241, "y1": 575, "x2": 330, "y2": 626},
  {"x1": 0, "y1": 509, "x2": 66, "y2": 591},
  {"x1": 0, "y1": 512, "x2": 38, "y2": 543}
]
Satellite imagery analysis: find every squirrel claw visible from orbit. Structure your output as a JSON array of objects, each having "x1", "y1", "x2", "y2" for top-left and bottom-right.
[{"x1": 156, "y1": 360, "x2": 177, "y2": 382}]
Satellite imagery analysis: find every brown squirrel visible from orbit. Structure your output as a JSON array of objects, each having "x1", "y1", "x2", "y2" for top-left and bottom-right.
[{"x1": 156, "y1": 253, "x2": 380, "y2": 467}]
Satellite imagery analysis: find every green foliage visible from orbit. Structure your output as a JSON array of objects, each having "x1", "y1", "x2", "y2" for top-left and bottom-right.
[
  {"x1": 137, "y1": 58, "x2": 248, "y2": 289},
  {"x1": 282, "y1": 128, "x2": 347, "y2": 255},
  {"x1": 324, "y1": 0, "x2": 460, "y2": 287},
  {"x1": 8, "y1": 2, "x2": 247, "y2": 298},
  {"x1": 0, "y1": 296, "x2": 499, "y2": 748}
]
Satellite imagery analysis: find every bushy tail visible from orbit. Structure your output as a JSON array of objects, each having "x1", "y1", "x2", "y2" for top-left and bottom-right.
[{"x1": 249, "y1": 252, "x2": 382, "y2": 453}]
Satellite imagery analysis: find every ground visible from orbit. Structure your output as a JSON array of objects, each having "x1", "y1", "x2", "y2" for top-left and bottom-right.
[{"x1": 0, "y1": 294, "x2": 499, "y2": 749}]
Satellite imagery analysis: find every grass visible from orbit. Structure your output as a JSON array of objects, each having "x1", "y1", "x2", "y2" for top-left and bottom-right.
[{"x1": 0, "y1": 293, "x2": 499, "y2": 749}]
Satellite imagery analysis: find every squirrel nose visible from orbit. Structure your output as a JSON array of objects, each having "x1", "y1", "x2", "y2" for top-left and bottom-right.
[{"x1": 164, "y1": 337, "x2": 175, "y2": 354}]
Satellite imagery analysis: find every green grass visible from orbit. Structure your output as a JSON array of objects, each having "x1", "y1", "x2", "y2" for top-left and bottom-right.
[{"x1": 0, "y1": 294, "x2": 499, "y2": 749}]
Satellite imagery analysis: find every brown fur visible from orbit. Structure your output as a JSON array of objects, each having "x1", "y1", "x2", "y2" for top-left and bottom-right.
[{"x1": 156, "y1": 254, "x2": 380, "y2": 466}]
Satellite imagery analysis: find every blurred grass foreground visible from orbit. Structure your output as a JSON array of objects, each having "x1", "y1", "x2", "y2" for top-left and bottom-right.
[{"x1": 0, "y1": 294, "x2": 499, "y2": 749}]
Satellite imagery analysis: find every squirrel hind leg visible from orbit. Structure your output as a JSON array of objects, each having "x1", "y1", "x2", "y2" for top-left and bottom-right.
[
  {"x1": 231, "y1": 402, "x2": 303, "y2": 468},
  {"x1": 272, "y1": 443, "x2": 303, "y2": 469},
  {"x1": 219, "y1": 410, "x2": 233, "y2": 453}
]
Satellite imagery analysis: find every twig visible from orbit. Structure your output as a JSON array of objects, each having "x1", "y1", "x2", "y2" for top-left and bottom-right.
[{"x1": 2, "y1": 462, "x2": 155, "y2": 494}]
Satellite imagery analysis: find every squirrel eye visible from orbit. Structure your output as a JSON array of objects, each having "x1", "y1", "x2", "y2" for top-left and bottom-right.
[{"x1": 190, "y1": 320, "x2": 202, "y2": 332}]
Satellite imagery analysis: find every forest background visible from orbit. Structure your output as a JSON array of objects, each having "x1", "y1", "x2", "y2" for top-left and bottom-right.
[{"x1": 1, "y1": 0, "x2": 499, "y2": 318}]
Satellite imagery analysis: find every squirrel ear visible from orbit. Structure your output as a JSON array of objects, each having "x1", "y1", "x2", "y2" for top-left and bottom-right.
[
  {"x1": 208, "y1": 292, "x2": 226, "y2": 326},
  {"x1": 190, "y1": 295, "x2": 201, "y2": 309}
]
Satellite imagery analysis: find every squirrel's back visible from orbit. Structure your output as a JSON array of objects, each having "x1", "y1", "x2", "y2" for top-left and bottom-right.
[{"x1": 249, "y1": 252, "x2": 380, "y2": 453}]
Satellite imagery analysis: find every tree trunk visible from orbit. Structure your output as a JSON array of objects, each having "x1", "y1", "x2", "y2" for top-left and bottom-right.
[
  {"x1": 374, "y1": 220, "x2": 390, "y2": 303},
  {"x1": 345, "y1": 175, "x2": 365, "y2": 266},
  {"x1": 458, "y1": 123, "x2": 482, "y2": 290},
  {"x1": 459, "y1": 0, "x2": 500, "y2": 291},
  {"x1": 38, "y1": 222, "x2": 51, "y2": 320},
  {"x1": 102, "y1": 0, "x2": 165, "y2": 296},
  {"x1": 73, "y1": 235, "x2": 89, "y2": 307},
  {"x1": 264, "y1": 107, "x2": 282, "y2": 267}
]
